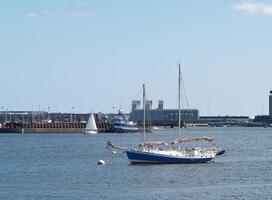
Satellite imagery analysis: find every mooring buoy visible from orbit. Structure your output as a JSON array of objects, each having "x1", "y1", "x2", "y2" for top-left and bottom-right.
[{"x1": 97, "y1": 160, "x2": 105, "y2": 165}]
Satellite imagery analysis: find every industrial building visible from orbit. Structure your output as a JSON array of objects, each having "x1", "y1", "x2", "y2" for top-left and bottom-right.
[
  {"x1": 129, "y1": 100, "x2": 199, "y2": 125},
  {"x1": 0, "y1": 111, "x2": 105, "y2": 124},
  {"x1": 269, "y1": 91, "x2": 272, "y2": 122}
]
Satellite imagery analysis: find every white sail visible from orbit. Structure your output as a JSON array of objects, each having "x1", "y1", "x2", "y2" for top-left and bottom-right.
[{"x1": 83, "y1": 113, "x2": 98, "y2": 134}]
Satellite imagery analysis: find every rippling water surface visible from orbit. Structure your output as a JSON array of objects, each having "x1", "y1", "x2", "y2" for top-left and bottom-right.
[{"x1": 1, "y1": 127, "x2": 272, "y2": 199}]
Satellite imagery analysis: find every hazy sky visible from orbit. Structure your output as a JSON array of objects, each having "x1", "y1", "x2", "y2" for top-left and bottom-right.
[{"x1": 1, "y1": 0, "x2": 272, "y2": 116}]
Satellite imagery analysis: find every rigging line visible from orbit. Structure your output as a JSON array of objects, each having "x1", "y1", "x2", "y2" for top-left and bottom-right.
[
  {"x1": 180, "y1": 69, "x2": 191, "y2": 124},
  {"x1": 180, "y1": 70, "x2": 190, "y2": 109}
]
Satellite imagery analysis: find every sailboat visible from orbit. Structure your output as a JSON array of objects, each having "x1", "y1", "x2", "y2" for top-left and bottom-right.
[
  {"x1": 125, "y1": 64, "x2": 217, "y2": 164},
  {"x1": 83, "y1": 113, "x2": 98, "y2": 134}
]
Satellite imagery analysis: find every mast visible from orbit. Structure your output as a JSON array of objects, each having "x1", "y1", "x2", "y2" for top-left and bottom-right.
[
  {"x1": 178, "y1": 63, "x2": 181, "y2": 136},
  {"x1": 143, "y1": 83, "x2": 146, "y2": 142}
]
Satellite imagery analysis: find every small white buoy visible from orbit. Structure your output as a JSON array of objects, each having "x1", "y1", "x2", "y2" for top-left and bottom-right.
[
  {"x1": 112, "y1": 151, "x2": 117, "y2": 154},
  {"x1": 97, "y1": 160, "x2": 105, "y2": 165}
]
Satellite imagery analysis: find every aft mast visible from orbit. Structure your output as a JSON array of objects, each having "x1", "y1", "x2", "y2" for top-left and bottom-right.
[{"x1": 178, "y1": 63, "x2": 181, "y2": 137}]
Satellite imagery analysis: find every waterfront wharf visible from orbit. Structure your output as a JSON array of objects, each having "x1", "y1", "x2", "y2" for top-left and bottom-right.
[{"x1": 0, "y1": 122, "x2": 113, "y2": 133}]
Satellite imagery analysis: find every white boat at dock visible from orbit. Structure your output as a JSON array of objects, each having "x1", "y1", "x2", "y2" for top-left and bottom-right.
[{"x1": 83, "y1": 113, "x2": 98, "y2": 134}]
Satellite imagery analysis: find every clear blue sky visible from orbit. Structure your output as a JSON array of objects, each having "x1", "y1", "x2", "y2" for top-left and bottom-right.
[{"x1": 1, "y1": 0, "x2": 272, "y2": 116}]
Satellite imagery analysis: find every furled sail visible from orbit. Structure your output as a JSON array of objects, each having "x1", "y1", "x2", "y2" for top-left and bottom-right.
[
  {"x1": 171, "y1": 136, "x2": 215, "y2": 145},
  {"x1": 139, "y1": 141, "x2": 168, "y2": 147}
]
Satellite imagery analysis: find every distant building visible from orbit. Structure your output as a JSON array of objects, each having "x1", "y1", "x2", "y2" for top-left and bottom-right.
[
  {"x1": 0, "y1": 111, "x2": 48, "y2": 123},
  {"x1": 132, "y1": 100, "x2": 141, "y2": 111},
  {"x1": 0, "y1": 111, "x2": 104, "y2": 124},
  {"x1": 158, "y1": 100, "x2": 164, "y2": 110},
  {"x1": 199, "y1": 116, "x2": 249, "y2": 124},
  {"x1": 269, "y1": 91, "x2": 272, "y2": 122},
  {"x1": 145, "y1": 100, "x2": 152, "y2": 110},
  {"x1": 129, "y1": 100, "x2": 199, "y2": 124},
  {"x1": 254, "y1": 115, "x2": 270, "y2": 123}
]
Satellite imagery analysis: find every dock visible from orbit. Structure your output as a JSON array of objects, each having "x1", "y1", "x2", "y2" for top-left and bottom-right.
[{"x1": 0, "y1": 122, "x2": 114, "y2": 133}]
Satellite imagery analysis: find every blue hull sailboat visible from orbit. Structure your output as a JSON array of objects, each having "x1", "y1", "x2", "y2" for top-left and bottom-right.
[
  {"x1": 126, "y1": 136, "x2": 216, "y2": 164},
  {"x1": 125, "y1": 64, "x2": 216, "y2": 164},
  {"x1": 126, "y1": 149, "x2": 214, "y2": 164}
]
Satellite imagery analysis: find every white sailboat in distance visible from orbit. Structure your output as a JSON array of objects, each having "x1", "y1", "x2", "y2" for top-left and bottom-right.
[{"x1": 83, "y1": 113, "x2": 98, "y2": 134}]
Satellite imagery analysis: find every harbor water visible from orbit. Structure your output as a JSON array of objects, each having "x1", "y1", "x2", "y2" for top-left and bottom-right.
[{"x1": 0, "y1": 127, "x2": 272, "y2": 199}]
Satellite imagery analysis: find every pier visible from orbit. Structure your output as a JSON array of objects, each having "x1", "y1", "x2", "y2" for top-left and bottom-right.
[
  {"x1": 0, "y1": 111, "x2": 115, "y2": 133},
  {"x1": 0, "y1": 122, "x2": 113, "y2": 133}
]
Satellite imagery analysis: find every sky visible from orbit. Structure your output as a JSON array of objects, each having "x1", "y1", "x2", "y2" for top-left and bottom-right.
[{"x1": 1, "y1": 0, "x2": 272, "y2": 116}]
